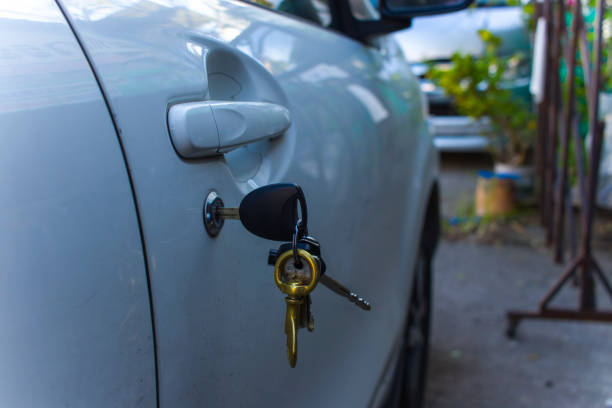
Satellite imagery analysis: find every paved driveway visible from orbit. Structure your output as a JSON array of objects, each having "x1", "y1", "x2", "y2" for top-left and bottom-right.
[{"x1": 426, "y1": 154, "x2": 612, "y2": 408}]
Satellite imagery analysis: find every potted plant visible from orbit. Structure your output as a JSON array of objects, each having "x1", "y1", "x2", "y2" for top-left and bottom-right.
[
  {"x1": 428, "y1": 29, "x2": 536, "y2": 172},
  {"x1": 428, "y1": 29, "x2": 536, "y2": 215},
  {"x1": 597, "y1": 6, "x2": 612, "y2": 208}
]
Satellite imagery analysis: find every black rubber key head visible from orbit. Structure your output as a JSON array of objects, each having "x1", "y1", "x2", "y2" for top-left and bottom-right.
[{"x1": 239, "y1": 183, "x2": 307, "y2": 241}]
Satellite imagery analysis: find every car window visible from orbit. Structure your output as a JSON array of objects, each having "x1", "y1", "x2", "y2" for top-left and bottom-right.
[{"x1": 243, "y1": 0, "x2": 332, "y2": 27}]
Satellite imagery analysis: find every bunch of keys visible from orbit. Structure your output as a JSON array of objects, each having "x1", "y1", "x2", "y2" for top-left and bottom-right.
[
  {"x1": 269, "y1": 231, "x2": 371, "y2": 367},
  {"x1": 209, "y1": 183, "x2": 371, "y2": 367},
  {"x1": 272, "y1": 244, "x2": 318, "y2": 367}
]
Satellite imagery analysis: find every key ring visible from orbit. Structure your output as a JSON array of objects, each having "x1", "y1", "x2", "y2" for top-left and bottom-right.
[{"x1": 292, "y1": 220, "x2": 304, "y2": 268}]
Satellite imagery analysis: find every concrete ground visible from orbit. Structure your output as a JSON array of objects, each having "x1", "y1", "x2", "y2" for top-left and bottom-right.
[{"x1": 425, "y1": 154, "x2": 612, "y2": 408}]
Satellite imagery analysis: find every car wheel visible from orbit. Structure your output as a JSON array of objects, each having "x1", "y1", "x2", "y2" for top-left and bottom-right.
[{"x1": 385, "y1": 247, "x2": 432, "y2": 408}]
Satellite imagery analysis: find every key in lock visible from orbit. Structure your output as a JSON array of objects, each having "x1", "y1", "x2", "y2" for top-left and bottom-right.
[
  {"x1": 274, "y1": 249, "x2": 320, "y2": 367},
  {"x1": 205, "y1": 183, "x2": 370, "y2": 367}
]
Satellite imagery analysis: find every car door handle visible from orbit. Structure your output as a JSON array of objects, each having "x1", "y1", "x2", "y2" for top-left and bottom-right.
[{"x1": 168, "y1": 100, "x2": 291, "y2": 158}]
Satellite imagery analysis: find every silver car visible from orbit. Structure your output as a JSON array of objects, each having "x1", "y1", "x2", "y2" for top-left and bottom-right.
[
  {"x1": 395, "y1": 2, "x2": 531, "y2": 151},
  {"x1": 0, "y1": 0, "x2": 471, "y2": 406}
]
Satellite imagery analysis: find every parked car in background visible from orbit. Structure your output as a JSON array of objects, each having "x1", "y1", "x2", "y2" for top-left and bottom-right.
[
  {"x1": 0, "y1": 0, "x2": 476, "y2": 407},
  {"x1": 394, "y1": 1, "x2": 531, "y2": 152}
]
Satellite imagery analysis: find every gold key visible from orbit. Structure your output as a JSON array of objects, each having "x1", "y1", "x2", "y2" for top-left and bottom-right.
[
  {"x1": 283, "y1": 297, "x2": 302, "y2": 367},
  {"x1": 274, "y1": 249, "x2": 320, "y2": 367}
]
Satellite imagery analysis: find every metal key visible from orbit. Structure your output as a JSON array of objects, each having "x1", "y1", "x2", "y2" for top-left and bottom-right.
[
  {"x1": 300, "y1": 237, "x2": 371, "y2": 310},
  {"x1": 319, "y1": 274, "x2": 371, "y2": 310},
  {"x1": 215, "y1": 207, "x2": 240, "y2": 219},
  {"x1": 273, "y1": 248, "x2": 320, "y2": 367},
  {"x1": 283, "y1": 296, "x2": 302, "y2": 368},
  {"x1": 269, "y1": 236, "x2": 372, "y2": 311},
  {"x1": 204, "y1": 183, "x2": 307, "y2": 240}
]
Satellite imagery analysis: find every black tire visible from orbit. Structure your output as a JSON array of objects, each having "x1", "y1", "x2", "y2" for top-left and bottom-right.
[{"x1": 384, "y1": 247, "x2": 432, "y2": 408}]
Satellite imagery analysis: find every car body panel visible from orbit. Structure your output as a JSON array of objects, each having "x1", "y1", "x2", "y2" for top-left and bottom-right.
[
  {"x1": 59, "y1": 0, "x2": 438, "y2": 406},
  {"x1": 0, "y1": 2, "x2": 156, "y2": 406}
]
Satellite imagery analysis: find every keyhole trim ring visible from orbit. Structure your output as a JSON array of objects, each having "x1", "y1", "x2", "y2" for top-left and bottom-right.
[{"x1": 203, "y1": 190, "x2": 225, "y2": 237}]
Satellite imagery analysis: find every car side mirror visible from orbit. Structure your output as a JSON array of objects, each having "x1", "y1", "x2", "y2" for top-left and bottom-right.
[
  {"x1": 380, "y1": 0, "x2": 474, "y2": 18},
  {"x1": 331, "y1": 0, "x2": 475, "y2": 40}
]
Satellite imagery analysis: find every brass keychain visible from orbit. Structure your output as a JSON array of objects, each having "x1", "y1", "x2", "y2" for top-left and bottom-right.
[
  {"x1": 269, "y1": 235, "x2": 371, "y2": 367},
  {"x1": 208, "y1": 183, "x2": 371, "y2": 367},
  {"x1": 273, "y1": 248, "x2": 320, "y2": 367}
]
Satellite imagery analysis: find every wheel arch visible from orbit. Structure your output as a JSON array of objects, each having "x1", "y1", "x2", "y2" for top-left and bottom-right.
[{"x1": 420, "y1": 181, "x2": 440, "y2": 260}]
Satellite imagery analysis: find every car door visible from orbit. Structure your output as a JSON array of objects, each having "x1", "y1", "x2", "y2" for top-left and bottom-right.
[
  {"x1": 59, "y1": 0, "x2": 434, "y2": 406},
  {"x1": 0, "y1": 1, "x2": 156, "y2": 406}
]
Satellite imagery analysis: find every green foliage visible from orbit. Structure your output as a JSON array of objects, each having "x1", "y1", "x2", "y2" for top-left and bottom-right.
[
  {"x1": 586, "y1": 0, "x2": 612, "y2": 91},
  {"x1": 428, "y1": 30, "x2": 536, "y2": 165},
  {"x1": 520, "y1": 0, "x2": 537, "y2": 33},
  {"x1": 250, "y1": 0, "x2": 273, "y2": 6},
  {"x1": 559, "y1": 1, "x2": 612, "y2": 179},
  {"x1": 600, "y1": 7, "x2": 611, "y2": 91}
]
